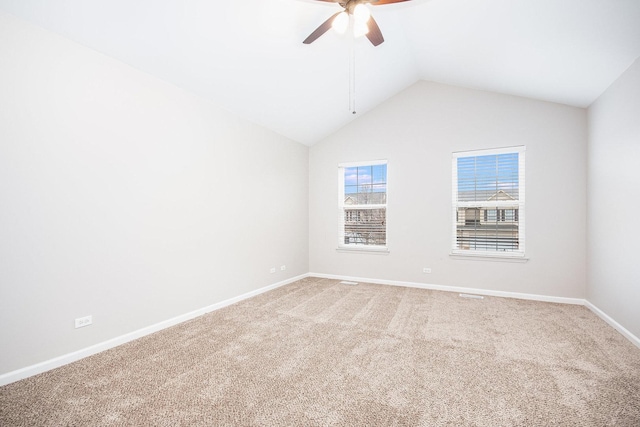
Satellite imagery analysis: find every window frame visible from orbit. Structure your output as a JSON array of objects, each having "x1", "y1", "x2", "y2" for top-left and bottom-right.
[
  {"x1": 451, "y1": 146, "x2": 526, "y2": 259},
  {"x1": 338, "y1": 160, "x2": 389, "y2": 253}
]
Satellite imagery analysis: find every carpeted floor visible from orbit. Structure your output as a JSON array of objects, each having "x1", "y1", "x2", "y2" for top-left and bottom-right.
[{"x1": 1, "y1": 276, "x2": 640, "y2": 426}]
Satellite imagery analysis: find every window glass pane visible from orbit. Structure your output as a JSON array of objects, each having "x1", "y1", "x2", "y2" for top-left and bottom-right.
[
  {"x1": 456, "y1": 207, "x2": 519, "y2": 252},
  {"x1": 344, "y1": 164, "x2": 387, "y2": 205},
  {"x1": 455, "y1": 206, "x2": 520, "y2": 252},
  {"x1": 344, "y1": 167, "x2": 358, "y2": 186},
  {"x1": 457, "y1": 153, "x2": 519, "y2": 202},
  {"x1": 344, "y1": 208, "x2": 386, "y2": 246},
  {"x1": 454, "y1": 148, "x2": 523, "y2": 255},
  {"x1": 357, "y1": 166, "x2": 372, "y2": 185},
  {"x1": 340, "y1": 162, "x2": 387, "y2": 248},
  {"x1": 372, "y1": 164, "x2": 387, "y2": 184}
]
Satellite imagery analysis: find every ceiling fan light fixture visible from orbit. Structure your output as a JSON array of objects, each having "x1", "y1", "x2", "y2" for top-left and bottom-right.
[
  {"x1": 332, "y1": 11, "x2": 349, "y2": 34},
  {"x1": 353, "y1": 4, "x2": 371, "y2": 24},
  {"x1": 304, "y1": 0, "x2": 402, "y2": 46}
]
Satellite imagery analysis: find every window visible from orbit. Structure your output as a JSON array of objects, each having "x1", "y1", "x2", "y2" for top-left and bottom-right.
[
  {"x1": 338, "y1": 160, "x2": 387, "y2": 250},
  {"x1": 452, "y1": 147, "x2": 525, "y2": 257}
]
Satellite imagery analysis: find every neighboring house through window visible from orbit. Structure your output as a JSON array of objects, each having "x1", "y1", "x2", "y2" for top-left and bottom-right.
[
  {"x1": 338, "y1": 160, "x2": 388, "y2": 250},
  {"x1": 452, "y1": 147, "x2": 525, "y2": 257}
]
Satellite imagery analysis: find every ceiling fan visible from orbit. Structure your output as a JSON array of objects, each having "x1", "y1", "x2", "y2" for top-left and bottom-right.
[{"x1": 303, "y1": 0, "x2": 411, "y2": 47}]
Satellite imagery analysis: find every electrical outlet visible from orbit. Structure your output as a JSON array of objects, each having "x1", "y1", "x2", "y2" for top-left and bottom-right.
[
  {"x1": 280, "y1": 265, "x2": 286, "y2": 271},
  {"x1": 270, "y1": 267, "x2": 276, "y2": 273},
  {"x1": 75, "y1": 315, "x2": 92, "y2": 329},
  {"x1": 423, "y1": 268, "x2": 432, "y2": 274}
]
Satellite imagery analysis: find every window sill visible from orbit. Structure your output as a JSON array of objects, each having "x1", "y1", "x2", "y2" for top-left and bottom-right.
[
  {"x1": 337, "y1": 246, "x2": 390, "y2": 255},
  {"x1": 449, "y1": 252, "x2": 529, "y2": 263}
]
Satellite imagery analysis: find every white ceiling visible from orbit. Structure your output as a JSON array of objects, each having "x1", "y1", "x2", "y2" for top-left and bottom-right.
[{"x1": 1, "y1": 0, "x2": 639, "y2": 145}]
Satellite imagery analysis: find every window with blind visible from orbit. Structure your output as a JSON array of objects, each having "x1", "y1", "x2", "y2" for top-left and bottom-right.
[
  {"x1": 452, "y1": 147, "x2": 525, "y2": 257},
  {"x1": 338, "y1": 160, "x2": 387, "y2": 251}
]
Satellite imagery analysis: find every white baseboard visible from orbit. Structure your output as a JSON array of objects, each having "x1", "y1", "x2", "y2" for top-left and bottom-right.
[
  {"x1": 310, "y1": 272, "x2": 640, "y2": 349},
  {"x1": 0, "y1": 274, "x2": 307, "y2": 387},
  {"x1": 584, "y1": 301, "x2": 640, "y2": 349},
  {"x1": 309, "y1": 272, "x2": 585, "y2": 305}
]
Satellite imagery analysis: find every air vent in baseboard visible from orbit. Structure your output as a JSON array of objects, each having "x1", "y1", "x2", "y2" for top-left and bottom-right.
[
  {"x1": 340, "y1": 281, "x2": 359, "y2": 286},
  {"x1": 459, "y1": 293, "x2": 484, "y2": 299}
]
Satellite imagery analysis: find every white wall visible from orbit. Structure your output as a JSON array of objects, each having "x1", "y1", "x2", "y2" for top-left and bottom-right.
[
  {"x1": 0, "y1": 11, "x2": 308, "y2": 376},
  {"x1": 587, "y1": 58, "x2": 640, "y2": 339},
  {"x1": 310, "y1": 81, "x2": 587, "y2": 298}
]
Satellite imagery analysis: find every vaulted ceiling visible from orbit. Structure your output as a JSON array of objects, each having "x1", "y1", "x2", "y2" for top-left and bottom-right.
[{"x1": 1, "y1": 0, "x2": 639, "y2": 145}]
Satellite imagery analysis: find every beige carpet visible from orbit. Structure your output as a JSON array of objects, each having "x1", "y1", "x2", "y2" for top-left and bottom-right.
[{"x1": 1, "y1": 277, "x2": 640, "y2": 426}]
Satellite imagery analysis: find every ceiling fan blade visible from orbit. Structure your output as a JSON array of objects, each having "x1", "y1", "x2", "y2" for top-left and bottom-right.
[
  {"x1": 365, "y1": 15, "x2": 384, "y2": 46},
  {"x1": 303, "y1": 11, "x2": 342, "y2": 44},
  {"x1": 370, "y1": 0, "x2": 411, "y2": 5}
]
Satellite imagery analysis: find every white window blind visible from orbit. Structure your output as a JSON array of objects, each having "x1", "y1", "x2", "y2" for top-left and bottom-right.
[
  {"x1": 338, "y1": 160, "x2": 387, "y2": 250},
  {"x1": 452, "y1": 147, "x2": 525, "y2": 257}
]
